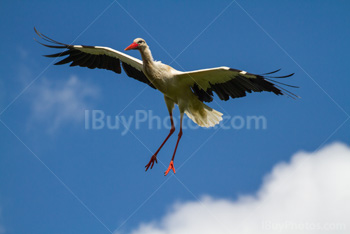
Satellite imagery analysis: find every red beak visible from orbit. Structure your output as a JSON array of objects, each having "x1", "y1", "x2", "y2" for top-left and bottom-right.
[{"x1": 124, "y1": 42, "x2": 139, "y2": 51}]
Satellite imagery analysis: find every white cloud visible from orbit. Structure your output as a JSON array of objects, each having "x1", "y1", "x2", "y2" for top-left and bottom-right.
[
  {"x1": 30, "y1": 75, "x2": 99, "y2": 132},
  {"x1": 126, "y1": 142, "x2": 350, "y2": 234}
]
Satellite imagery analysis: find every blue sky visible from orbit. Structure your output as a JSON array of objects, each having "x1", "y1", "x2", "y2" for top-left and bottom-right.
[{"x1": 1, "y1": 1, "x2": 350, "y2": 234}]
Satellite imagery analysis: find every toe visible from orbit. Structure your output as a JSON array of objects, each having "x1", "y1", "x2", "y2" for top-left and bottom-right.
[{"x1": 164, "y1": 169, "x2": 170, "y2": 176}]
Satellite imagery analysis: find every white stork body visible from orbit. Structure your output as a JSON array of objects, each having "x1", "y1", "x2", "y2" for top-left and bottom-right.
[
  {"x1": 35, "y1": 28, "x2": 297, "y2": 175},
  {"x1": 140, "y1": 58, "x2": 223, "y2": 128}
]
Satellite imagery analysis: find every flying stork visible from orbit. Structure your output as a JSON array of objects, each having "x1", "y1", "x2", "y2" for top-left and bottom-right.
[{"x1": 34, "y1": 28, "x2": 298, "y2": 176}]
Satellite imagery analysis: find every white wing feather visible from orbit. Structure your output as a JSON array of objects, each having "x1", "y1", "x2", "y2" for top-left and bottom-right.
[
  {"x1": 73, "y1": 46, "x2": 143, "y2": 71},
  {"x1": 175, "y1": 66, "x2": 252, "y2": 90}
]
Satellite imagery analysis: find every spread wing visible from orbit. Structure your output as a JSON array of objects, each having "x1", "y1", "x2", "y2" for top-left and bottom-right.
[
  {"x1": 175, "y1": 67, "x2": 298, "y2": 102},
  {"x1": 34, "y1": 27, "x2": 155, "y2": 89}
]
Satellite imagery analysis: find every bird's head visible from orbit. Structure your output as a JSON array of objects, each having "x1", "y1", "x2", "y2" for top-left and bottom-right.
[{"x1": 124, "y1": 38, "x2": 147, "y2": 51}]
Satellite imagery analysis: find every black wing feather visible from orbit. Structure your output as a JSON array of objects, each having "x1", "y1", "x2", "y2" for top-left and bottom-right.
[
  {"x1": 44, "y1": 50, "x2": 71, "y2": 57},
  {"x1": 122, "y1": 62, "x2": 156, "y2": 88},
  {"x1": 192, "y1": 69, "x2": 298, "y2": 102},
  {"x1": 34, "y1": 27, "x2": 155, "y2": 89},
  {"x1": 261, "y1": 68, "x2": 281, "y2": 75}
]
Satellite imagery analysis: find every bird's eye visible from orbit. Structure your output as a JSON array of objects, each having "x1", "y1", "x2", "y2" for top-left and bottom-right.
[{"x1": 138, "y1": 40, "x2": 144, "y2": 44}]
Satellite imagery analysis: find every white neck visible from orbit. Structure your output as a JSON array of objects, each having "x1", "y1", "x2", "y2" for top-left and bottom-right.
[{"x1": 139, "y1": 46, "x2": 154, "y2": 65}]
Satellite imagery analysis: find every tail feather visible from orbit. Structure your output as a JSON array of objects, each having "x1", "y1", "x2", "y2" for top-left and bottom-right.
[{"x1": 185, "y1": 103, "x2": 223, "y2": 128}]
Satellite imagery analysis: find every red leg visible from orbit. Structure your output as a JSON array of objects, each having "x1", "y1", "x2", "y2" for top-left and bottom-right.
[
  {"x1": 145, "y1": 112, "x2": 175, "y2": 171},
  {"x1": 165, "y1": 113, "x2": 183, "y2": 176}
]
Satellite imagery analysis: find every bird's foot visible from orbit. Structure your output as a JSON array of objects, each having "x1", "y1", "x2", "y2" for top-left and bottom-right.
[
  {"x1": 145, "y1": 155, "x2": 158, "y2": 171},
  {"x1": 164, "y1": 160, "x2": 176, "y2": 176}
]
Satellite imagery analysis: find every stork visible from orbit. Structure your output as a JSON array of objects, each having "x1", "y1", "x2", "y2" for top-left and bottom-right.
[{"x1": 34, "y1": 28, "x2": 298, "y2": 176}]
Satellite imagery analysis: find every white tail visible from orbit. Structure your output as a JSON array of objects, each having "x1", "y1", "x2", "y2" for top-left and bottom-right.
[{"x1": 185, "y1": 103, "x2": 223, "y2": 128}]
